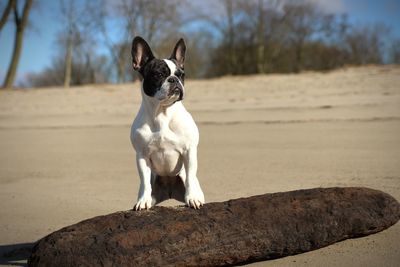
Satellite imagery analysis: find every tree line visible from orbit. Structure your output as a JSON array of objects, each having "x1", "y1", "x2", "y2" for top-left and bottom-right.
[{"x1": 1, "y1": 0, "x2": 400, "y2": 89}]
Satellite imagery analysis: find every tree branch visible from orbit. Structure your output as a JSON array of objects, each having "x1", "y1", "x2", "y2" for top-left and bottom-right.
[
  {"x1": 0, "y1": 0, "x2": 15, "y2": 31},
  {"x1": 19, "y1": 0, "x2": 32, "y2": 29}
]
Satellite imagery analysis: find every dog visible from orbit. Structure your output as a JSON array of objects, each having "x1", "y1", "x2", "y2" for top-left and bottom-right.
[{"x1": 130, "y1": 36, "x2": 205, "y2": 210}]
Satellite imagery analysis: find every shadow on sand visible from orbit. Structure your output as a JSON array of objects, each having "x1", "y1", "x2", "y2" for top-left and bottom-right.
[{"x1": 0, "y1": 243, "x2": 34, "y2": 267}]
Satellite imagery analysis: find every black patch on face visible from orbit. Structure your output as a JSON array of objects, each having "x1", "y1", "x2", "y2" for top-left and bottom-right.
[
  {"x1": 174, "y1": 68, "x2": 185, "y2": 85},
  {"x1": 170, "y1": 59, "x2": 185, "y2": 85},
  {"x1": 140, "y1": 59, "x2": 171, "y2": 97}
]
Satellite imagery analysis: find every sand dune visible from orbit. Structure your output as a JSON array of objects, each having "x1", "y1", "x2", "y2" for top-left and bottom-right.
[
  {"x1": 0, "y1": 66, "x2": 399, "y2": 266},
  {"x1": 1, "y1": 65, "x2": 399, "y2": 128}
]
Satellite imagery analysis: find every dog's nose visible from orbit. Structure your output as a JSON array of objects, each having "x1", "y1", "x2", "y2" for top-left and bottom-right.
[{"x1": 168, "y1": 77, "x2": 176, "y2": 83}]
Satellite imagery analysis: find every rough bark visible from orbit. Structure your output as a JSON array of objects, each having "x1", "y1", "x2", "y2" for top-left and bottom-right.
[
  {"x1": 2, "y1": 0, "x2": 32, "y2": 89},
  {"x1": 28, "y1": 187, "x2": 400, "y2": 267}
]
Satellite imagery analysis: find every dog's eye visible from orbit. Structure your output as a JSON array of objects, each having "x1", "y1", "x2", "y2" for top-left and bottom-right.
[
  {"x1": 153, "y1": 72, "x2": 163, "y2": 78},
  {"x1": 175, "y1": 70, "x2": 185, "y2": 78}
]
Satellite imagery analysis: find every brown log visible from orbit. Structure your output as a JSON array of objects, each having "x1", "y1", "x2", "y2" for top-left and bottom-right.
[{"x1": 28, "y1": 187, "x2": 400, "y2": 267}]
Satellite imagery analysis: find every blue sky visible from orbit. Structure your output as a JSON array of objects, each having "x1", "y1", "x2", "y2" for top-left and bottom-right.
[{"x1": 1, "y1": 0, "x2": 400, "y2": 85}]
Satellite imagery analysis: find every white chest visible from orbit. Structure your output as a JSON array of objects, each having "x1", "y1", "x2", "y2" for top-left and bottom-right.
[
  {"x1": 146, "y1": 128, "x2": 182, "y2": 154},
  {"x1": 131, "y1": 101, "x2": 198, "y2": 177},
  {"x1": 136, "y1": 126, "x2": 184, "y2": 177}
]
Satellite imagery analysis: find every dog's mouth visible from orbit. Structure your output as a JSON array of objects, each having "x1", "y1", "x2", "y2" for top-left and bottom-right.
[{"x1": 169, "y1": 87, "x2": 184, "y2": 101}]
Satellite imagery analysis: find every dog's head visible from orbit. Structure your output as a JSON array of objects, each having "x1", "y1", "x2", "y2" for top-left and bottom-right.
[{"x1": 131, "y1": 36, "x2": 186, "y2": 105}]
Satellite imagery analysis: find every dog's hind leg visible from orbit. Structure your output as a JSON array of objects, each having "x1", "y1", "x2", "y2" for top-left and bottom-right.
[
  {"x1": 151, "y1": 174, "x2": 186, "y2": 205},
  {"x1": 151, "y1": 174, "x2": 170, "y2": 205},
  {"x1": 170, "y1": 175, "x2": 186, "y2": 203}
]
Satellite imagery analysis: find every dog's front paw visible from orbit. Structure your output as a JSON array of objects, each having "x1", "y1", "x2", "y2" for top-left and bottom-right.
[
  {"x1": 134, "y1": 195, "x2": 154, "y2": 211},
  {"x1": 185, "y1": 187, "x2": 205, "y2": 209}
]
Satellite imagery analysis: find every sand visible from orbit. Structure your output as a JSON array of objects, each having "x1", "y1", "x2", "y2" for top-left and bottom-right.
[{"x1": 0, "y1": 66, "x2": 399, "y2": 266}]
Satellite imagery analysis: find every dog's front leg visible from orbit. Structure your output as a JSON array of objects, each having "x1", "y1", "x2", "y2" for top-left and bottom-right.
[
  {"x1": 134, "y1": 154, "x2": 154, "y2": 210},
  {"x1": 183, "y1": 147, "x2": 205, "y2": 209}
]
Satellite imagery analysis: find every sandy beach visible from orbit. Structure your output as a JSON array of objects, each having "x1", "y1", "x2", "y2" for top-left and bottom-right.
[{"x1": 0, "y1": 66, "x2": 399, "y2": 266}]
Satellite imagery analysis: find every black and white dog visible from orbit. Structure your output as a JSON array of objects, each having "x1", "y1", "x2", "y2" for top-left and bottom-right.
[{"x1": 130, "y1": 37, "x2": 205, "y2": 210}]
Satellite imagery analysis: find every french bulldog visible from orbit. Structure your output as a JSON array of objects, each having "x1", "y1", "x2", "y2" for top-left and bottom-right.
[{"x1": 130, "y1": 36, "x2": 205, "y2": 210}]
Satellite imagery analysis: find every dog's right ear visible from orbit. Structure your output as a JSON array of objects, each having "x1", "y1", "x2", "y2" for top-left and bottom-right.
[{"x1": 131, "y1": 36, "x2": 154, "y2": 71}]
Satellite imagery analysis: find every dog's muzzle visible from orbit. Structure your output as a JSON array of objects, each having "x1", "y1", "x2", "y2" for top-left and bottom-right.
[
  {"x1": 170, "y1": 87, "x2": 183, "y2": 101},
  {"x1": 167, "y1": 77, "x2": 184, "y2": 101}
]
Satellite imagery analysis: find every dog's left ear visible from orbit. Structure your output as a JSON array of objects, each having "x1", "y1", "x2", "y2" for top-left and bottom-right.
[{"x1": 170, "y1": 38, "x2": 186, "y2": 69}]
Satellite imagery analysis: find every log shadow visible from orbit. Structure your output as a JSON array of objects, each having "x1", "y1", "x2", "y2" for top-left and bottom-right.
[{"x1": 0, "y1": 242, "x2": 34, "y2": 267}]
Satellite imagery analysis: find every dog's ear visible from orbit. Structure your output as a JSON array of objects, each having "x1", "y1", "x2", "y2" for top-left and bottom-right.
[
  {"x1": 131, "y1": 36, "x2": 154, "y2": 71},
  {"x1": 170, "y1": 38, "x2": 186, "y2": 69}
]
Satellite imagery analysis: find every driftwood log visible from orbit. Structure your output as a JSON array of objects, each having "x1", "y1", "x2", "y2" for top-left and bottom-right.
[{"x1": 28, "y1": 187, "x2": 400, "y2": 267}]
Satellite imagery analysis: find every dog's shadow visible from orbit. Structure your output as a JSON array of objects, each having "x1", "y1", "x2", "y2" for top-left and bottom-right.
[{"x1": 0, "y1": 242, "x2": 34, "y2": 267}]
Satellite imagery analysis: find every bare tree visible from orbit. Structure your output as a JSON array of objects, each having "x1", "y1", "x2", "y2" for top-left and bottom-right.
[
  {"x1": 239, "y1": 0, "x2": 269, "y2": 73},
  {"x1": 194, "y1": 0, "x2": 244, "y2": 75},
  {"x1": 58, "y1": 0, "x2": 105, "y2": 87},
  {"x1": 90, "y1": 0, "x2": 181, "y2": 83},
  {"x1": 389, "y1": 39, "x2": 400, "y2": 64},
  {"x1": 0, "y1": 0, "x2": 15, "y2": 32},
  {"x1": 255, "y1": 0, "x2": 266, "y2": 73},
  {"x1": 2, "y1": 0, "x2": 33, "y2": 89},
  {"x1": 61, "y1": 1, "x2": 73, "y2": 87},
  {"x1": 236, "y1": 0, "x2": 283, "y2": 73},
  {"x1": 18, "y1": 0, "x2": 398, "y2": 88},
  {"x1": 90, "y1": 0, "x2": 128, "y2": 83},
  {"x1": 224, "y1": 0, "x2": 237, "y2": 74},
  {"x1": 344, "y1": 23, "x2": 390, "y2": 65},
  {"x1": 59, "y1": 0, "x2": 82, "y2": 88},
  {"x1": 280, "y1": 2, "x2": 322, "y2": 72}
]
